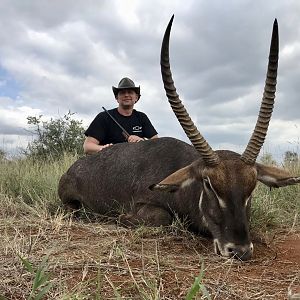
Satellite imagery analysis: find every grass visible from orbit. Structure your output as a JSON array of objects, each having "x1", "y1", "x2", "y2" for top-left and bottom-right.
[
  {"x1": 0, "y1": 153, "x2": 77, "y2": 217},
  {"x1": 0, "y1": 154, "x2": 299, "y2": 299},
  {"x1": 251, "y1": 169, "x2": 300, "y2": 231},
  {"x1": 17, "y1": 254, "x2": 53, "y2": 300},
  {"x1": 185, "y1": 261, "x2": 211, "y2": 300}
]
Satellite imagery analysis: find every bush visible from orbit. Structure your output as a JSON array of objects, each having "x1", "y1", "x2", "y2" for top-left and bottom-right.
[
  {"x1": 0, "y1": 149, "x2": 5, "y2": 160},
  {"x1": 260, "y1": 152, "x2": 277, "y2": 166},
  {"x1": 25, "y1": 111, "x2": 85, "y2": 160}
]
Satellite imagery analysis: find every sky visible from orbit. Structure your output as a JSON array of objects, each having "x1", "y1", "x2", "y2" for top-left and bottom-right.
[{"x1": 0, "y1": 0, "x2": 299, "y2": 161}]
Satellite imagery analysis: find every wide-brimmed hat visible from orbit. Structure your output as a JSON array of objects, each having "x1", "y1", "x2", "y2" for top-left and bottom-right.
[{"x1": 112, "y1": 77, "x2": 141, "y2": 100}]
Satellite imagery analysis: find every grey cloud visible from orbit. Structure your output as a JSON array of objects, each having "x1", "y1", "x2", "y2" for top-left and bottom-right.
[
  {"x1": 0, "y1": 0, "x2": 299, "y2": 157},
  {"x1": 0, "y1": 122, "x2": 30, "y2": 136}
]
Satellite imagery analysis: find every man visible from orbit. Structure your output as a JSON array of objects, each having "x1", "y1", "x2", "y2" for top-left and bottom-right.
[{"x1": 83, "y1": 77, "x2": 158, "y2": 154}]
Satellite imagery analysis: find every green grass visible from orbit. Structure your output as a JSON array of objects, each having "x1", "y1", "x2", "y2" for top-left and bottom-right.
[
  {"x1": 185, "y1": 261, "x2": 211, "y2": 300},
  {"x1": 251, "y1": 161, "x2": 300, "y2": 231},
  {"x1": 19, "y1": 254, "x2": 53, "y2": 300},
  {"x1": 0, "y1": 153, "x2": 78, "y2": 216}
]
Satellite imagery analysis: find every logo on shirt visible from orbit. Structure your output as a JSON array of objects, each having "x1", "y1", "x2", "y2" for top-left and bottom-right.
[{"x1": 132, "y1": 126, "x2": 142, "y2": 133}]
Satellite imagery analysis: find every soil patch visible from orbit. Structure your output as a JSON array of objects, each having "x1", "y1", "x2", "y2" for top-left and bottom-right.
[{"x1": 1, "y1": 220, "x2": 299, "y2": 299}]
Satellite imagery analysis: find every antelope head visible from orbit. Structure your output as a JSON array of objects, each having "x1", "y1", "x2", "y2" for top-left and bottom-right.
[{"x1": 152, "y1": 16, "x2": 300, "y2": 260}]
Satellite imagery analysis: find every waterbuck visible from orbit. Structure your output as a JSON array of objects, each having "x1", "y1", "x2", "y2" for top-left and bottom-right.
[{"x1": 58, "y1": 16, "x2": 300, "y2": 260}]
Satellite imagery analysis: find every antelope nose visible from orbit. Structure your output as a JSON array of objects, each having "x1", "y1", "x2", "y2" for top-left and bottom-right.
[{"x1": 225, "y1": 243, "x2": 254, "y2": 261}]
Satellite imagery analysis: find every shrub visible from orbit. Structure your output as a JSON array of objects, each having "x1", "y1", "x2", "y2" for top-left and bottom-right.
[
  {"x1": 24, "y1": 111, "x2": 85, "y2": 160},
  {"x1": 0, "y1": 149, "x2": 6, "y2": 160}
]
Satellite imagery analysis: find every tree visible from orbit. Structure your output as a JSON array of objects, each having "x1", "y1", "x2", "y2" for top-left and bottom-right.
[
  {"x1": 284, "y1": 151, "x2": 299, "y2": 165},
  {"x1": 25, "y1": 111, "x2": 85, "y2": 160},
  {"x1": 259, "y1": 152, "x2": 277, "y2": 166},
  {"x1": 0, "y1": 148, "x2": 6, "y2": 160}
]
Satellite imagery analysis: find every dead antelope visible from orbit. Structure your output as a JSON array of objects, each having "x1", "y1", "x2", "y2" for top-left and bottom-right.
[{"x1": 58, "y1": 16, "x2": 300, "y2": 260}]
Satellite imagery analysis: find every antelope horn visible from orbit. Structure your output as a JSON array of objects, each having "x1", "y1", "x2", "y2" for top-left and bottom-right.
[
  {"x1": 241, "y1": 19, "x2": 279, "y2": 165},
  {"x1": 161, "y1": 15, "x2": 220, "y2": 166}
]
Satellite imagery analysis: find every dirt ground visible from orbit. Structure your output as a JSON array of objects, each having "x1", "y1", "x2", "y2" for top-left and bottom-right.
[{"x1": 1, "y1": 219, "x2": 300, "y2": 299}]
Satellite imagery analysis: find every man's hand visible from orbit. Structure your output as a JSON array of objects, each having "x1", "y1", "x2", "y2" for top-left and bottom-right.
[
  {"x1": 98, "y1": 144, "x2": 113, "y2": 151},
  {"x1": 83, "y1": 137, "x2": 114, "y2": 154},
  {"x1": 128, "y1": 135, "x2": 144, "y2": 143}
]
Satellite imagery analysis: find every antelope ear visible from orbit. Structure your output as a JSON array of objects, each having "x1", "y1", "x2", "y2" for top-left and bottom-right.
[
  {"x1": 256, "y1": 162, "x2": 300, "y2": 188},
  {"x1": 149, "y1": 160, "x2": 201, "y2": 193}
]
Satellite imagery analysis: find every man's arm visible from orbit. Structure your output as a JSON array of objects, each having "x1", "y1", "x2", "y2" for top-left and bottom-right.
[
  {"x1": 150, "y1": 134, "x2": 158, "y2": 139},
  {"x1": 83, "y1": 136, "x2": 112, "y2": 154}
]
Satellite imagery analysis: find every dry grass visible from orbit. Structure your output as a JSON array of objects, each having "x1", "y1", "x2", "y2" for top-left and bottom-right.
[
  {"x1": 1, "y1": 204, "x2": 299, "y2": 299},
  {"x1": 0, "y1": 155, "x2": 299, "y2": 299}
]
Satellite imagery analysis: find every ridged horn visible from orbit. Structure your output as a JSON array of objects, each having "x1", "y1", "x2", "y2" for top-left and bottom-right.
[
  {"x1": 241, "y1": 19, "x2": 279, "y2": 165},
  {"x1": 161, "y1": 15, "x2": 220, "y2": 166}
]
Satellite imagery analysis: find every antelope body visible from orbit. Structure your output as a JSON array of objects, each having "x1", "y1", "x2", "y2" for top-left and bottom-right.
[{"x1": 59, "y1": 17, "x2": 300, "y2": 260}]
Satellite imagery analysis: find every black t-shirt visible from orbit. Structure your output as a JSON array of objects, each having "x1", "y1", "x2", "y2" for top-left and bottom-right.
[{"x1": 85, "y1": 108, "x2": 158, "y2": 144}]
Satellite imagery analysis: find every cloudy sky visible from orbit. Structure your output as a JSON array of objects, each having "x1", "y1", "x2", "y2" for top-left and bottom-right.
[{"x1": 0, "y1": 0, "x2": 299, "y2": 161}]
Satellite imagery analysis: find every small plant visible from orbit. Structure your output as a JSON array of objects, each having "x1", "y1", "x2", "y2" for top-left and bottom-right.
[
  {"x1": 0, "y1": 148, "x2": 6, "y2": 160},
  {"x1": 185, "y1": 261, "x2": 211, "y2": 300},
  {"x1": 25, "y1": 111, "x2": 85, "y2": 160},
  {"x1": 18, "y1": 254, "x2": 53, "y2": 300},
  {"x1": 260, "y1": 152, "x2": 278, "y2": 166}
]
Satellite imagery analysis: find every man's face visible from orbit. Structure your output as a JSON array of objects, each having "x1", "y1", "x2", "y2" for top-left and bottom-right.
[{"x1": 116, "y1": 89, "x2": 138, "y2": 109}]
